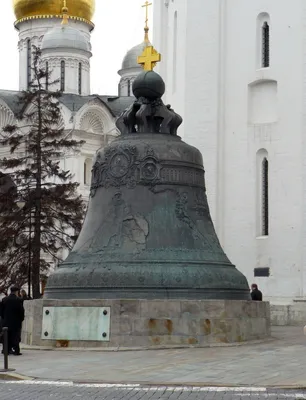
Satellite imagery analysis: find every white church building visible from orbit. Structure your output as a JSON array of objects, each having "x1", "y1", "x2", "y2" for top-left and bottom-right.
[
  {"x1": 0, "y1": 0, "x2": 147, "y2": 200},
  {"x1": 154, "y1": 0, "x2": 306, "y2": 310}
]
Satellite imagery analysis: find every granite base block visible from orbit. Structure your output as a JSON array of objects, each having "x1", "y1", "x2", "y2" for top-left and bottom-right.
[
  {"x1": 270, "y1": 303, "x2": 306, "y2": 326},
  {"x1": 21, "y1": 299, "x2": 271, "y2": 348}
]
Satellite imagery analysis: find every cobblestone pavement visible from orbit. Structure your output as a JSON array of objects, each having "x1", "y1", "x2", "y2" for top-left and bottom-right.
[
  {"x1": 0, "y1": 327, "x2": 305, "y2": 387},
  {"x1": 0, "y1": 382, "x2": 306, "y2": 400}
]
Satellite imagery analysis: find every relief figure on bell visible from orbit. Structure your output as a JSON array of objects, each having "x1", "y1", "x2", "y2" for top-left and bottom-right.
[
  {"x1": 175, "y1": 190, "x2": 223, "y2": 253},
  {"x1": 89, "y1": 192, "x2": 149, "y2": 254}
]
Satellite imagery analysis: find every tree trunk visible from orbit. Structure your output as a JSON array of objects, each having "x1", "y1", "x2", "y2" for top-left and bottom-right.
[
  {"x1": 32, "y1": 83, "x2": 43, "y2": 300},
  {"x1": 31, "y1": 219, "x2": 41, "y2": 299}
]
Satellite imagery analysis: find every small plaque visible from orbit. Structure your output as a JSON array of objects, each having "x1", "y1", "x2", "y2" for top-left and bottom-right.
[
  {"x1": 42, "y1": 307, "x2": 110, "y2": 341},
  {"x1": 254, "y1": 267, "x2": 270, "y2": 277}
]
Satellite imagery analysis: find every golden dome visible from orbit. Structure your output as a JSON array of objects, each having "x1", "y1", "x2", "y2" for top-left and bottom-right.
[{"x1": 13, "y1": 0, "x2": 95, "y2": 23}]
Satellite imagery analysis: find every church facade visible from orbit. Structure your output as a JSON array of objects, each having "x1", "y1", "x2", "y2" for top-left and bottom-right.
[
  {"x1": 0, "y1": 0, "x2": 146, "y2": 201},
  {"x1": 154, "y1": 0, "x2": 305, "y2": 306}
]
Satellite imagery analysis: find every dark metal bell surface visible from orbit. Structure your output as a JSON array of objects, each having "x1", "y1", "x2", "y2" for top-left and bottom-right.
[{"x1": 44, "y1": 71, "x2": 250, "y2": 300}]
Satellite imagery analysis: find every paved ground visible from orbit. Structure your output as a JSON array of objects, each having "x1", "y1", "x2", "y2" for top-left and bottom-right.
[
  {"x1": 1, "y1": 327, "x2": 306, "y2": 387},
  {"x1": 0, "y1": 382, "x2": 306, "y2": 400}
]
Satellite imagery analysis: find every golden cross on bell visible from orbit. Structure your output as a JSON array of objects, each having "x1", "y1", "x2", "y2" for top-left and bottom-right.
[
  {"x1": 142, "y1": 1, "x2": 152, "y2": 29},
  {"x1": 137, "y1": 45, "x2": 161, "y2": 71}
]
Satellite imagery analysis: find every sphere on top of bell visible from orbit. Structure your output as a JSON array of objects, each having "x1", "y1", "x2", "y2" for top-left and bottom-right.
[{"x1": 133, "y1": 71, "x2": 165, "y2": 99}]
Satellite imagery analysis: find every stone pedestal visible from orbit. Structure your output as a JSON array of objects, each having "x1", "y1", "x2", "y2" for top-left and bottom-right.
[
  {"x1": 22, "y1": 299, "x2": 270, "y2": 348},
  {"x1": 271, "y1": 303, "x2": 306, "y2": 326}
]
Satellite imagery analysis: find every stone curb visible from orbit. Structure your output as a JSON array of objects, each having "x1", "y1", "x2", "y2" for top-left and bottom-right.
[
  {"x1": 2, "y1": 376, "x2": 306, "y2": 390},
  {"x1": 21, "y1": 336, "x2": 275, "y2": 352},
  {"x1": 0, "y1": 372, "x2": 33, "y2": 381},
  {"x1": 68, "y1": 380, "x2": 306, "y2": 390}
]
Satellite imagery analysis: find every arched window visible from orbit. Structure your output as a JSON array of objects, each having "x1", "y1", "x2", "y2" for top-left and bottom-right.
[
  {"x1": 84, "y1": 158, "x2": 93, "y2": 185},
  {"x1": 27, "y1": 39, "x2": 31, "y2": 88},
  {"x1": 262, "y1": 21, "x2": 270, "y2": 68},
  {"x1": 261, "y1": 157, "x2": 269, "y2": 236},
  {"x1": 127, "y1": 79, "x2": 131, "y2": 96},
  {"x1": 172, "y1": 11, "x2": 178, "y2": 93},
  {"x1": 45, "y1": 62, "x2": 49, "y2": 91},
  {"x1": 78, "y1": 62, "x2": 82, "y2": 95},
  {"x1": 256, "y1": 150, "x2": 269, "y2": 237},
  {"x1": 60, "y1": 60, "x2": 65, "y2": 92},
  {"x1": 84, "y1": 162, "x2": 87, "y2": 184}
]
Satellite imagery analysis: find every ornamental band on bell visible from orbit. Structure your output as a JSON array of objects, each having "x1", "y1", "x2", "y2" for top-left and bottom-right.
[
  {"x1": 90, "y1": 144, "x2": 205, "y2": 197},
  {"x1": 90, "y1": 145, "x2": 162, "y2": 196}
]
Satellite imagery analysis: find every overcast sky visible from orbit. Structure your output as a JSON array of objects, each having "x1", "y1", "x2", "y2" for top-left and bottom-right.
[{"x1": 0, "y1": 0, "x2": 153, "y2": 95}]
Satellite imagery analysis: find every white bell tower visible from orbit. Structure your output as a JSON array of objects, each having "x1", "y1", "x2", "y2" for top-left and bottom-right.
[
  {"x1": 15, "y1": 3, "x2": 94, "y2": 93},
  {"x1": 41, "y1": 7, "x2": 92, "y2": 95}
]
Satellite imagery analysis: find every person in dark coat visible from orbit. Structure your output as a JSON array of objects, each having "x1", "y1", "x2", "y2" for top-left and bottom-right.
[
  {"x1": 1, "y1": 286, "x2": 24, "y2": 355},
  {"x1": 251, "y1": 283, "x2": 263, "y2": 301},
  {"x1": 0, "y1": 300, "x2": 3, "y2": 344}
]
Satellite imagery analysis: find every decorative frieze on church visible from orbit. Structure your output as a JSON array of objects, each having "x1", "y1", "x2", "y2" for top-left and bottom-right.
[
  {"x1": 44, "y1": 58, "x2": 89, "y2": 71},
  {"x1": 87, "y1": 99, "x2": 104, "y2": 107},
  {"x1": 0, "y1": 105, "x2": 15, "y2": 130},
  {"x1": 77, "y1": 102, "x2": 115, "y2": 135},
  {"x1": 79, "y1": 111, "x2": 105, "y2": 134},
  {"x1": 18, "y1": 35, "x2": 43, "y2": 50}
]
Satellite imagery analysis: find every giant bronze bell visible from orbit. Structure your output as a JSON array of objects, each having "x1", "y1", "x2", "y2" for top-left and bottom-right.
[{"x1": 44, "y1": 70, "x2": 250, "y2": 300}]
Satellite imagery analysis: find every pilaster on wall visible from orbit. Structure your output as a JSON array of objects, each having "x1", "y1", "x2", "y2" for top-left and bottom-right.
[
  {"x1": 215, "y1": 0, "x2": 227, "y2": 243},
  {"x1": 153, "y1": 0, "x2": 168, "y2": 85},
  {"x1": 183, "y1": 0, "x2": 225, "y2": 236},
  {"x1": 302, "y1": 1, "x2": 306, "y2": 299}
]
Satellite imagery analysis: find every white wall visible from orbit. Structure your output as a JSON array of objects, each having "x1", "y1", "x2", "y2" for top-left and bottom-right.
[
  {"x1": 224, "y1": 0, "x2": 304, "y2": 303},
  {"x1": 154, "y1": 0, "x2": 306, "y2": 304},
  {"x1": 155, "y1": 0, "x2": 187, "y2": 137}
]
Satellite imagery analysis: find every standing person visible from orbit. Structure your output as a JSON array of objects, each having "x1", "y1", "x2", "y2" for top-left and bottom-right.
[
  {"x1": 1, "y1": 286, "x2": 24, "y2": 356},
  {"x1": 0, "y1": 300, "x2": 3, "y2": 351},
  {"x1": 20, "y1": 289, "x2": 31, "y2": 301},
  {"x1": 251, "y1": 283, "x2": 263, "y2": 301}
]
